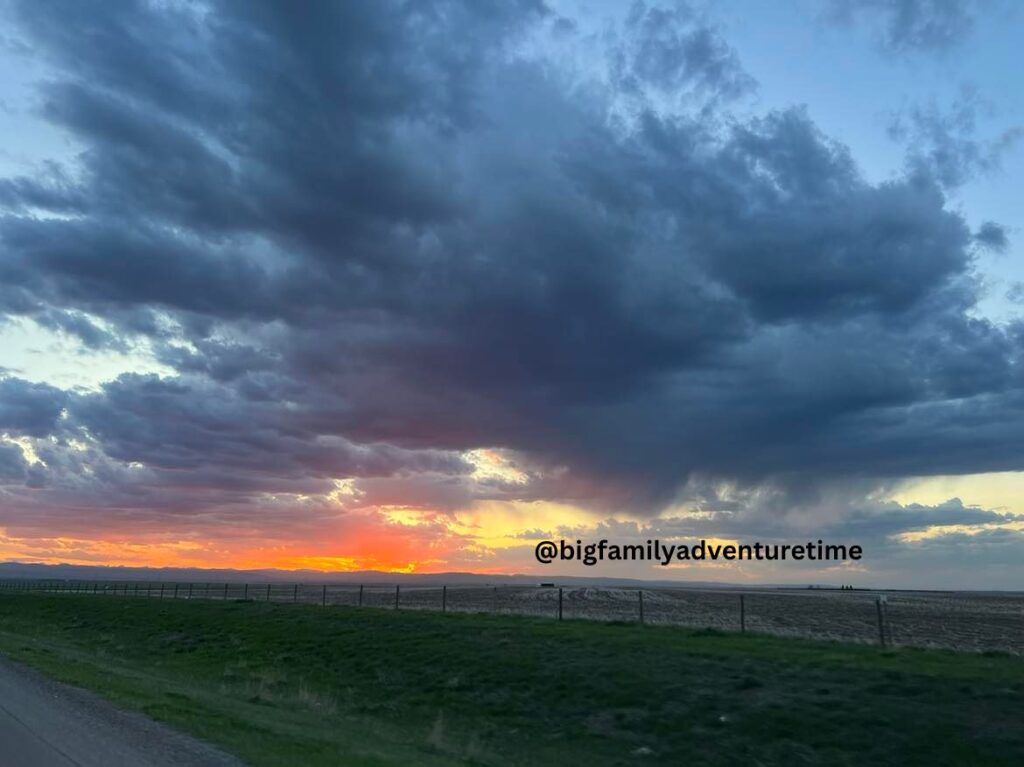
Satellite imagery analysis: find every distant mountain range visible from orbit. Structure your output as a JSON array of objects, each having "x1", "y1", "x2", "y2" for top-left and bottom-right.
[{"x1": 0, "y1": 561, "x2": 789, "y2": 589}]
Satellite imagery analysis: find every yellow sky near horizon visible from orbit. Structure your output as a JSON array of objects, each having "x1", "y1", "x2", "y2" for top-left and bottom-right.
[{"x1": 892, "y1": 472, "x2": 1024, "y2": 514}]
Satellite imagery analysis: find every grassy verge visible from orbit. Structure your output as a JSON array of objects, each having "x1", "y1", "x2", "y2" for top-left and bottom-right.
[{"x1": 0, "y1": 593, "x2": 1020, "y2": 766}]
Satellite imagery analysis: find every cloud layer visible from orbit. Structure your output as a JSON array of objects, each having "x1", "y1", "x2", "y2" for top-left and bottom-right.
[{"x1": 0, "y1": 0, "x2": 1022, "y2": 581}]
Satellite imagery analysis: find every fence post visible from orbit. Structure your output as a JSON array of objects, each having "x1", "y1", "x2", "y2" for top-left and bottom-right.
[
  {"x1": 266, "y1": 584, "x2": 271, "y2": 601},
  {"x1": 243, "y1": 583, "x2": 247, "y2": 600},
  {"x1": 882, "y1": 597, "x2": 891, "y2": 645},
  {"x1": 492, "y1": 586, "x2": 498, "y2": 613},
  {"x1": 188, "y1": 582, "x2": 194, "y2": 599},
  {"x1": 638, "y1": 590, "x2": 644, "y2": 624},
  {"x1": 740, "y1": 594, "x2": 746, "y2": 633},
  {"x1": 159, "y1": 583, "x2": 165, "y2": 599},
  {"x1": 875, "y1": 596, "x2": 887, "y2": 647},
  {"x1": 395, "y1": 584, "x2": 400, "y2": 610},
  {"x1": 321, "y1": 584, "x2": 326, "y2": 607},
  {"x1": 558, "y1": 587, "x2": 563, "y2": 621},
  {"x1": 174, "y1": 583, "x2": 179, "y2": 599},
  {"x1": 224, "y1": 583, "x2": 229, "y2": 600},
  {"x1": 442, "y1": 585, "x2": 447, "y2": 613},
  {"x1": 358, "y1": 584, "x2": 363, "y2": 607}
]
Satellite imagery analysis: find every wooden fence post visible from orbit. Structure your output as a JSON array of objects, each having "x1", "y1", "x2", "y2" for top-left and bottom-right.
[
  {"x1": 224, "y1": 583, "x2": 229, "y2": 600},
  {"x1": 395, "y1": 584, "x2": 400, "y2": 610},
  {"x1": 442, "y1": 585, "x2": 447, "y2": 613},
  {"x1": 266, "y1": 584, "x2": 271, "y2": 601},
  {"x1": 174, "y1": 583, "x2": 179, "y2": 599},
  {"x1": 638, "y1": 590, "x2": 644, "y2": 625},
  {"x1": 188, "y1": 582, "x2": 194, "y2": 599},
  {"x1": 293, "y1": 584, "x2": 298, "y2": 603},
  {"x1": 558, "y1": 587, "x2": 563, "y2": 621},
  {"x1": 159, "y1": 583, "x2": 165, "y2": 599},
  {"x1": 876, "y1": 596, "x2": 887, "y2": 647},
  {"x1": 358, "y1": 584, "x2": 363, "y2": 607},
  {"x1": 740, "y1": 594, "x2": 746, "y2": 633},
  {"x1": 243, "y1": 583, "x2": 247, "y2": 600}
]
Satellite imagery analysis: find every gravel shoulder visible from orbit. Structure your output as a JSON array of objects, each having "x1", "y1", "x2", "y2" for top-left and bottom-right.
[{"x1": 0, "y1": 655, "x2": 245, "y2": 767}]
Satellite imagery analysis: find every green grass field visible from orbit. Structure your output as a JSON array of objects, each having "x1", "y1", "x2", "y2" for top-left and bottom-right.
[{"x1": 0, "y1": 593, "x2": 1020, "y2": 766}]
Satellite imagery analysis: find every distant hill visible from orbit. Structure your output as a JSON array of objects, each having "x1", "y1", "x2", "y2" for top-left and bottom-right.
[{"x1": 0, "y1": 561, "x2": 764, "y2": 589}]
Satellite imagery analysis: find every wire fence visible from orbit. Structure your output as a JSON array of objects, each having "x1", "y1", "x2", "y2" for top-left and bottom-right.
[{"x1": 1, "y1": 579, "x2": 1020, "y2": 655}]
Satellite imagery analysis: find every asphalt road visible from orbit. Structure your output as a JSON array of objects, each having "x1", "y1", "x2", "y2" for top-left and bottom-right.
[{"x1": 0, "y1": 656, "x2": 244, "y2": 766}]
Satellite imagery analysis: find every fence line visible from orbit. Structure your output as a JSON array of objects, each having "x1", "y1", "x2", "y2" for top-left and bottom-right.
[{"x1": 0, "y1": 579, "x2": 1018, "y2": 655}]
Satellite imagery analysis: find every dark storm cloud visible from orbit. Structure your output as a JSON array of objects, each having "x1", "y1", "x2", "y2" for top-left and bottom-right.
[
  {"x1": 0, "y1": 378, "x2": 66, "y2": 437},
  {"x1": 0, "y1": 442, "x2": 27, "y2": 481},
  {"x1": 70, "y1": 373, "x2": 470, "y2": 481},
  {"x1": 0, "y1": 0, "x2": 1022, "y2": 519},
  {"x1": 553, "y1": 493, "x2": 1023, "y2": 557}
]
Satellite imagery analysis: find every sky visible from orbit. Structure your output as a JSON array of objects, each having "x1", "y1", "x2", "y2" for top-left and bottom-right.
[{"x1": 0, "y1": 0, "x2": 1023, "y2": 589}]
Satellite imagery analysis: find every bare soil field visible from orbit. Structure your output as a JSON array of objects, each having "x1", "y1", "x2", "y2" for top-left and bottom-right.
[
  {"x1": 13, "y1": 580, "x2": 1023, "y2": 654},
  {"x1": 321, "y1": 584, "x2": 1023, "y2": 653}
]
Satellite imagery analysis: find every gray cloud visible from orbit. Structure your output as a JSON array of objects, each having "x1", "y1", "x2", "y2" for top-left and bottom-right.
[
  {"x1": 888, "y1": 90, "x2": 1023, "y2": 189},
  {"x1": 0, "y1": 378, "x2": 67, "y2": 437},
  {"x1": 975, "y1": 221, "x2": 1009, "y2": 251},
  {"x1": 826, "y1": 0, "x2": 996, "y2": 55},
  {"x1": 0, "y1": 442, "x2": 28, "y2": 481},
  {"x1": 610, "y1": 1, "x2": 756, "y2": 104}
]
